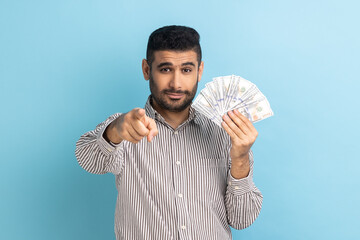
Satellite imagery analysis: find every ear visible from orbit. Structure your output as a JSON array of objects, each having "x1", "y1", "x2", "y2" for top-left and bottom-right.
[
  {"x1": 142, "y1": 59, "x2": 150, "y2": 81},
  {"x1": 197, "y1": 61, "x2": 204, "y2": 82}
]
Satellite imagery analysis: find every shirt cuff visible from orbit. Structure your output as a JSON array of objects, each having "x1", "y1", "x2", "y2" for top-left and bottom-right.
[
  {"x1": 96, "y1": 119, "x2": 124, "y2": 156},
  {"x1": 227, "y1": 169, "x2": 255, "y2": 195}
]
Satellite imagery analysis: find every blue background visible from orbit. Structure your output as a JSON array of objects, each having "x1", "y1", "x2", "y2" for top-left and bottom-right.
[{"x1": 1, "y1": 0, "x2": 359, "y2": 239}]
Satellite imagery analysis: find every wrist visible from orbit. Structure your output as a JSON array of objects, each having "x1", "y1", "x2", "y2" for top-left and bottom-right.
[
  {"x1": 230, "y1": 164, "x2": 250, "y2": 179},
  {"x1": 104, "y1": 118, "x2": 123, "y2": 144},
  {"x1": 230, "y1": 155, "x2": 250, "y2": 179}
]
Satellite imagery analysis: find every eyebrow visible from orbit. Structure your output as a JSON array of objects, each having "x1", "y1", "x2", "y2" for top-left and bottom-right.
[{"x1": 157, "y1": 61, "x2": 196, "y2": 68}]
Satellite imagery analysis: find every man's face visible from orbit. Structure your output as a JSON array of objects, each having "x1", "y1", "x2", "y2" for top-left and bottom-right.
[{"x1": 145, "y1": 50, "x2": 204, "y2": 112}]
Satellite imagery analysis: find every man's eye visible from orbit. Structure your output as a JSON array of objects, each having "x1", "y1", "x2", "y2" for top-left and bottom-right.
[
  {"x1": 160, "y1": 68, "x2": 171, "y2": 72},
  {"x1": 183, "y1": 68, "x2": 192, "y2": 73}
]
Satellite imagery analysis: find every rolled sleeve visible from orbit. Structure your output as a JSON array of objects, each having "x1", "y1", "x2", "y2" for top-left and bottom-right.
[
  {"x1": 225, "y1": 150, "x2": 263, "y2": 229},
  {"x1": 227, "y1": 169, "x2": 255, "y2": 196},
  {"x1": 75, "y1": 113, "x2": 126, "y2": 175},
  {"x1": 96, "y1": 119, "x2": 123, "y2": 156}
]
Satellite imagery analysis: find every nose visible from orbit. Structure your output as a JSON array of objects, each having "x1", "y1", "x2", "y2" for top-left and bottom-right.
[{"x1": 169, "y1": 70, "x2": 181, "y2": 90}]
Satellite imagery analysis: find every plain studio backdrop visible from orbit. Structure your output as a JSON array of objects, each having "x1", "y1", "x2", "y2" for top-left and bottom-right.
[{"x1": 1, "y1": 0, "x2": 359, "y2": 239}]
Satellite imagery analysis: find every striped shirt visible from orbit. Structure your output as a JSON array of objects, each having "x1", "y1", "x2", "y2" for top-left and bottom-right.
[{"x1": 75, "y1": 96, "x2": 263, "y2": 240}]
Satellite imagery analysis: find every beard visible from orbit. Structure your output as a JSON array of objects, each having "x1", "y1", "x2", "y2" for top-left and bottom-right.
[{"x1": 149, "y1": 73, "x2": 198, "y2": 112}]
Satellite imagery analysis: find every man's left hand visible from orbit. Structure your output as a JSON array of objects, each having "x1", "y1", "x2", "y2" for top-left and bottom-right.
[{"x1": 222, "y1": 109, "x2": 258, "y2": 179}]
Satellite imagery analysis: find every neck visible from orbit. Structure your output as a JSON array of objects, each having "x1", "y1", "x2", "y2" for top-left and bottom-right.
[{"x1": 151, "y1": 98, "x2": 190, "y2": 130}]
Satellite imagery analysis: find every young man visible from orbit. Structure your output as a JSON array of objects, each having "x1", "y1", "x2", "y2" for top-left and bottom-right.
[{"x1": 75, "y1": 25, "x2": 263, "y2": 240}]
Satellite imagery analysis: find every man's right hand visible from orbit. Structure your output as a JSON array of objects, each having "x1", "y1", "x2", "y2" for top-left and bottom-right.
[{"x1": 104, "y1": 108, "x2": 158, "y2": 144}]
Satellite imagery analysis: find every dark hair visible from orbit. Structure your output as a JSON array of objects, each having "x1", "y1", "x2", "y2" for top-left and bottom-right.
[{"x1": 146, "y1": 25, "x2": 202, "y2": 68}]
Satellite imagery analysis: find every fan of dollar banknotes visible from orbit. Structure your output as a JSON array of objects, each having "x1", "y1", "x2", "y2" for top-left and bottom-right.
[{"x1": 192, "y1": 75, "x2": 274, "y2": 126}]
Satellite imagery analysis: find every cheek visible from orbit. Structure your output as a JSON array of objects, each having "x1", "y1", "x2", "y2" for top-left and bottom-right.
[
  {"x1": 186, "y1": 76, "x2": 199, "y2": 89},
  {"x1": 153, "y1": 73, "x2": 173, "y2": 86},
  {"x1": 150, "y1": 76, "x2": 167, "y2": 92}
]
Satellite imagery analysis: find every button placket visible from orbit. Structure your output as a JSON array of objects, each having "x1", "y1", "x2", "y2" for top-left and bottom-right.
[{"x1": 171, "y1": 128, "x2": 191, "y2": 239}]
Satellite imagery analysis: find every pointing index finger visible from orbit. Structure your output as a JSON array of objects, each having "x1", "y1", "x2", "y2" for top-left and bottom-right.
[
  {"x1": 134, "y1": 108, "x2": 146, "y2": 121},
  {"x1": 147, "y1": 118, "x2": 158, "y2": 142}
]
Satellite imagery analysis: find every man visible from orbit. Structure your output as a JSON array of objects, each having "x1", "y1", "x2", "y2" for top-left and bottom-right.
[{"x1": 75, "y1": 25, "x2": 263, "y2": 240}]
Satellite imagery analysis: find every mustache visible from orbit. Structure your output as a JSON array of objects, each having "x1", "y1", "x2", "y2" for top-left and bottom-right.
[{"x1": 162, "y1": 89, "x2": 190, "y2": 95}]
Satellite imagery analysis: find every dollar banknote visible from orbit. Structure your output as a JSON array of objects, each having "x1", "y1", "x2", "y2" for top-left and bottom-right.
[{"x1": 192, "y1": 75, "x2": 274, "y2": 127}]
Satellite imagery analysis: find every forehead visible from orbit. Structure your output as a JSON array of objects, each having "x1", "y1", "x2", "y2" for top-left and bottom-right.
[{"x1": 152, "y1": 50, "x2": 198, "y2": 64}]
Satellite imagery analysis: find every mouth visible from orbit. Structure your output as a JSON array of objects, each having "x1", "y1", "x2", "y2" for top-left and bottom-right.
[{"x1": 165, "y1": 92, "x2": 184, "y2": 100}]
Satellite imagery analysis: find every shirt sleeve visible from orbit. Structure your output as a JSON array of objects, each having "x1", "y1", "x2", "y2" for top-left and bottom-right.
[
  {"x1": 225, "y1": 150, "x2": 263, "y2": 230},
  {"x1": 75, "y1": 113, "x2": 126, "y2": 175}
]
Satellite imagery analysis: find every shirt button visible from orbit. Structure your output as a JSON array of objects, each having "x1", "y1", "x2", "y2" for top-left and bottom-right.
[
  {"x1": 174, "y1": 131, "x2": 178, "y2": 135},
  {"x1": 176, "y1": 161, "x2": 181, "y2": 165},
  {"x1": 178, "y1": 193, "x2": 183, "y2": 198},
  {"x1": 181, "y1": 225, "x2": 186, "y2": 230},
  {"x1": 234, "y1": 186, "x2": 239, "y2": 189}
]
